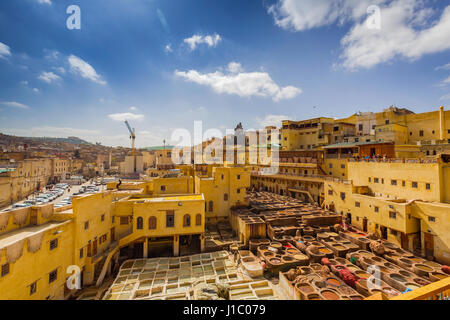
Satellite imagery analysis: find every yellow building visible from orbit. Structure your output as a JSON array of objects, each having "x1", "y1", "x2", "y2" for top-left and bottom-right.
[
  {"x1": 195, "y1": 166, "x2": 250, "y2": 223},
  {"x1": 323, "y1": 154, "x2": 450, "y2": 265}
]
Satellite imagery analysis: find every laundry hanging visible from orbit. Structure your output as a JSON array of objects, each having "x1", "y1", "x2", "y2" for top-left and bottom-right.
[
  {"x1": 6, "y1": 240, "x2": 25, "y2": 263},
  {"x1": 28, "y1": 231, "x2": 45, "y2": 253},
  {"x1": 0, "y1": 212, "x2": 11, "y2": 230}
]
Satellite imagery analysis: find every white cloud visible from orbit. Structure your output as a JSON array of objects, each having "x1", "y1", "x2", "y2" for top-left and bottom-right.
[
  {"x1": 129, "y1": 106, "x2": 138, "y2": 111},
  {"x1": 442, "y1": 76, "x2": 450, "y2": 86},
  {"x1": 20, "y1": 80, "x2": 28, "y2": 86},
  {"x1": 0, "y1": 42, "x2": 11, "y2": 59},
  {"x1": 340, "y1": 2, "x2": 450, "y2": 70},
  {"x1": 227, "y1": 62, "x2": 244, "y2": 73},
  {"x1": 439, "y1": 93, "x2": 450, "y2": 101},
  {"x1": 184, "y1": 33, "x2": 222, "y2": 51},
  {"x1": 52, "y1": 66, "x2": 66, "y2": 74},
  {"x1": 256, "y1": 114, "x2": 288, "y2": 128},
  {"x1": 68, "y1": 55, "x2": 106, "y2": 85},
  {"x1": 108, "y1": 112, "x2": 145, "y2": 121},
  {"x1": 1, "y1": 101, "x2": 30, "y2": 109},
  {"x1": 38, "y1": 71, "x2": 61, "y2": 84},
  {"x1": 436, "y1": 63, "x2": 450, "y2": 71},
  {"x1": 37, "y1": 0, "x2": 52, "y2": 4},
  {"x1": 174, "y1": 62, "x2": 301, "y2": 102},
  {"x1": 268, "y1": 0, "x2": 385, "y2": 31},
  {"x1": 33, "y1": 88, "x2": 40, "y2": 93},
  {"x1": 164, "y1": 44, "x2": 173, "y2": 53},
  {"x1": 269, "y1": 0, "x2": 450, "y2": 71}
]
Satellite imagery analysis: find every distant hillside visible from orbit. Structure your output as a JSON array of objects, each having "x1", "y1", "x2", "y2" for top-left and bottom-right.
[{"x1": 0, "y1": 133, "x2": 91, "y2": 146}]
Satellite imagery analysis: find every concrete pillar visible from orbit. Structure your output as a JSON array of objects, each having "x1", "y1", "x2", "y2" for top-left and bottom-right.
[
  {"x1": 173, "y1": 235, "x2": 179, "y2": 256},
  {"x1": 200, "y1": 233, "x2": 205, "y2": 252},
  {"x1": 143, "y1": 238, "x2": 148, "y2": 258},
  {"x1": 439, "y1": 106, "x2": 445, "y2": 141}
]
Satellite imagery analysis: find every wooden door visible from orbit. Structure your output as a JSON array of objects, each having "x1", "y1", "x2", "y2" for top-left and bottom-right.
[
  {"x1": 363, "y1": 218, "x2": 368, "y2": 232},
  {"x1": 424, "y1": 233, "x2": 434, "y2": 258},
  {"x1": 401, "y1": 233, "x2": 409, "y2": 250},
  {"x1": 110, "y1": 227, "x2": 115, "y2": 242},
  {"x1": 93, "y1": 239, "x2": 98, "y2": 256}
]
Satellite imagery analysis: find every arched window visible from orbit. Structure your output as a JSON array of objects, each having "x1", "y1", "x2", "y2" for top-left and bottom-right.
[
  {"x1": 208, "y1": 201, "x2": 213, "y2": 212},
  {"x1": 183, "y1": 214, "x2": 191, "y2": 227},
  {"x1": 196, "y1": 214, "x2": 202, "y2": 226},
  {"x1": 148, "y1": 216, "x2": 157, "y2": 230},
  {"x1": 137, "y1": 217, "x2": 143, "y2": 230},
  {"x1": 224, "y1": 193, "x2": 228, "y2": 201}
]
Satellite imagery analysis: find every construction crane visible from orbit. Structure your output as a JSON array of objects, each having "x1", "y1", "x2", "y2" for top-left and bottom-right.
[{"x1": 124, "y1": 120, "x2": 136, "y2": 156}]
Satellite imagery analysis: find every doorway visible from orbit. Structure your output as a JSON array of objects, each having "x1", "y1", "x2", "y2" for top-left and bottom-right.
[
  {"x1": 401, "y1": 233, "x2": 409, "y2": 250},
  {"x1": 93, "y1": 239, "x2": 98, "y2": 256},
  {"x1": 424, "y1": 233, "x2": 434, "y2": 259},
  {"x1": 380, "y1": 226, "x2": 388, "y2": 240},
  {"x1": 347, "y1": 213, "x2": 352, "y2": 225},
  {"x1": 363, "y1": 218, "x2": 368, "y2": 232}
]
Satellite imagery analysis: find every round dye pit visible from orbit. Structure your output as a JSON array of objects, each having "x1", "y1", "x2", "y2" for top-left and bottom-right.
[
  {"x1": 390, "y1": 274, "x2": 407, "y2": 283},
  {"x1": 415, "y1": 264, "x2": 433, "y2": 272},
  {"x1": 326, "y1": 278, "x2": 341, "y2": 286},
  {"x1": 321, "y1": 290, "x2": 340, "y2": 300}
]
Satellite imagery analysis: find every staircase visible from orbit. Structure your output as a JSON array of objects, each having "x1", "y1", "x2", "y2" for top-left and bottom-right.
[{"x1": 93, "y1": 258, "x2": 107, "y2": 283}]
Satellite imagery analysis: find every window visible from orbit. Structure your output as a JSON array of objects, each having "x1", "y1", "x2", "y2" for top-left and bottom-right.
[
  {"x1": 183, "y1": 214, "x2": 191, "y2": 227},
  {"x1": 79, "y1": 248, "x2": 83, "y2": 259},
  {"x1": 160, "y1": 185, "x2": 166, "y2": 192},
  {"x1": 341, "y1": 164, "x2": 345, "y2": 169},
  {"x1": 428, "y1": 216, "x2": 436, "y2": 222},
  {"x1": 374, "y1": 178, "x2": 379, "y2": 183},
  {"x1": 426, "y1": 183, "x2": 431, "y2": 190},
  {"x1": 237, "y1": 188, "x2": 241, "y2": 194},
  {"x1": 120, "y1": 217, "x2": 128, "y2": 225},
  {"x1": 385, "y1": 120, "x2": 389, "y2": 125},
  {"x1": 149, "y1": 216, "x2": 157, "y2": 230},
  {"x1": 390, "y1": 229, "x2": 398, "y2": 236},
  {"x1": 355, "y1": 202, "x2": 360, "y2": 207},
  {"x1": 328, "y1": 190, "x2": 333, "y2": 196},
  {"x1": 237, "y1": 175, "x2": 241, "y2": 180},
  {"x1": 374, "y1": 207, "x2": 379, "y2": 213},
  {"x1": 208, "y1": 201, "x2": 214, "y2": 212},
  {"x1": 84, "y1": 221, "x2": 89, "y2": 230},
  {"x1": 50, "y1": 239, "x2": 58, "y2": 250},
  {"x1": 30, "y1": 282, "x2": 37, "y2": 296},
  {"x1": 340, "y1": 192, "x2": 345, "y2": 200},
  {"x1": 412, "y1": 182, "x2": 418, "y2": 188},
  {"x1": 1, "y1": 263, "x2": 9, "y2": 277},
  {"x1": 402, "y1": 181, "x2": 406, "y2": 187},
  {"x1": 389, "y1": 211, "x2": 397, "y2": 219},
  {"x1": 224, "y1": 193, "x2": 228, "y2": 201},
  {"x1": 49, "y1": 269, "x2": 57, "y2": 284},
  {"x1": 391, "y1": 180, "x2": 397, "y2": 186},
  {"x1": 368, "y1": 177, "x2": 371, "y2": 183},
  {"x1": 101, "y1": 214, "x2": 105, "y2": 222},
  {"x1": 136, "y1": 217, "x2": 143, "y2": 229},
  {"x1": 196, "y1": 214, "x2": 202, "y2": 226},
  {"x1": 329, "y1": 164, "x2": 333, "y2": 169},
  {"x1": 419, "y1": 130, "x2": 424, "y2": 137},
  {"x1": 381, "y1": 178, "x2": 384, "y2": 184},
  {"x1": 358, "y1": 124, "x2": 363, "y2": 131},
  {"x1": 221, "y1": 174, "x2": 224, "y2": 180},
  {"x1": 166, "y1": 211, "x2": 175, "y2": 228}
]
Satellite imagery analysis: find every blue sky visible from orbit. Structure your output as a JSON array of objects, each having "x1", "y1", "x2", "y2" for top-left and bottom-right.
[{"x1": 1, "y1": 0, "x2": 450, "y2": 147}]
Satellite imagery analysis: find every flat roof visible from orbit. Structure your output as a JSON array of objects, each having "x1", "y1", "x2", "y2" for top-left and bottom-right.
[
  {"x1": 132, "y1": 194, "x2": 204, "y2": 203},
  {"x1": 323, "y1": 141, "x2": 393, "y2": 149},
  {"x1": 0, "y1": 220, "x2": 71, "y2": 250}
]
